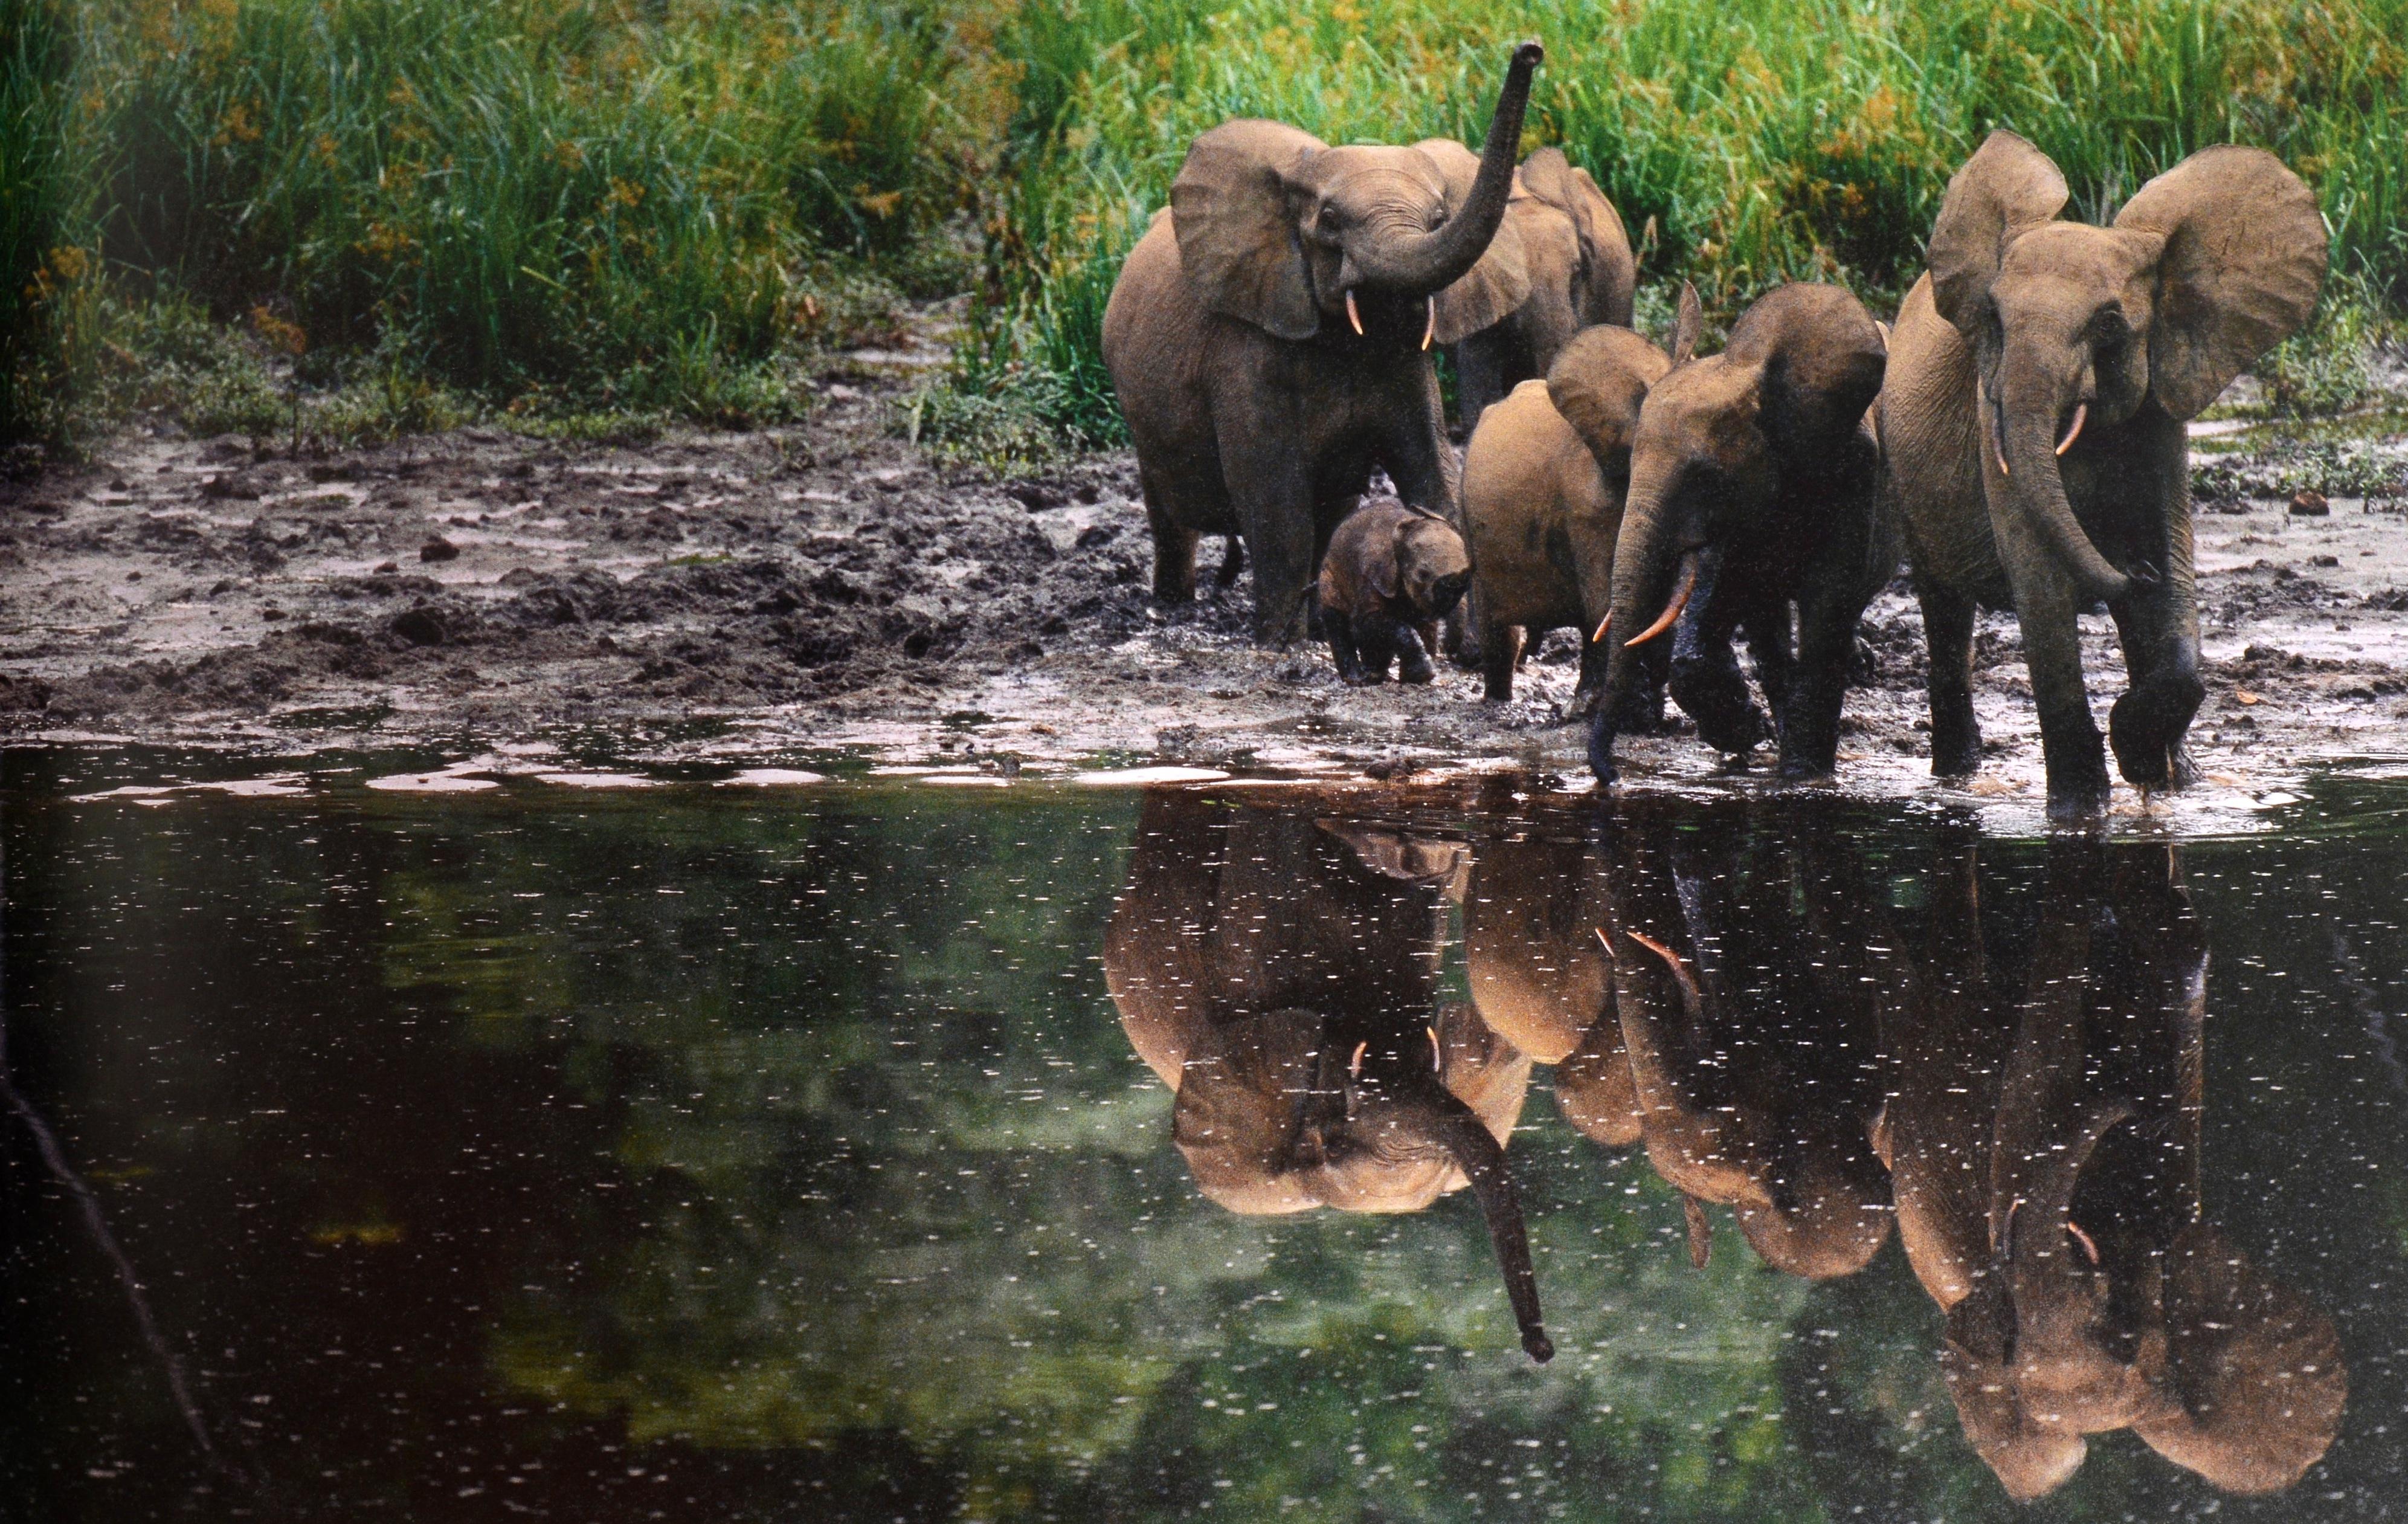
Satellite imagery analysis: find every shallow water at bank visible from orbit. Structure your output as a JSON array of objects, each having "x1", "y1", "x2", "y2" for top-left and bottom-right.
[{"x1": 4, "y1": 757, "x2": 2407, "y2": 1520}]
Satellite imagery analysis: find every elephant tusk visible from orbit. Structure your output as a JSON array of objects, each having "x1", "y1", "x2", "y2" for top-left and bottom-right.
[
  {"x1": 2067, "y1": 1220, "x2": 2101, "y2": 1264},
  {"x1": 1349, "y1": 1039, "x2": 1368, "y2": 1078},
  {"x1": 1591, "y1": 610, "x2": 1611, "y2": 644},
  {"x1": 1593, "y1": 926, "x2": 1616, "y2": 961},
  {"x1": 1345, "y1": 289, "x2": 1365, "y2": 337},
  {"x1": 2055, "y1": 401, "x2": 2087, "y2": 456},
  {"x1": 1428, "y1": 1025, "x2": 1443, "y2": 1070},
  {"x1": 1625, "y1": 929, "x2": 1699, "y2": 1001},
  {"x1": 1623, "y1": 560, "x2": 1698, "y2": 648},
  {"x1": 1421, "y1": 296, "x2": 1437, "y2": 351}
]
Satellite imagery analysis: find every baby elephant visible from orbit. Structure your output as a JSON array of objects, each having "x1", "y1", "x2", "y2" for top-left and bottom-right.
[{"x1": 1319, "y1": 499, "x2": 1472, "y2": 685}]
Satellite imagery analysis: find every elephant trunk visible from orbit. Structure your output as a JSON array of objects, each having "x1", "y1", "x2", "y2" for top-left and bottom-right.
[
  {"x1": 1995, "y1": 369, "x2": 2133, "y2": 605},
  {"x1": 1348, "y1": 42, "x2": 1542, "y2": 296},
  {"x1": 1599, "y1": 454, "x2": 1690, "y2": 707},
  {"x1": 1428, "y1": 1089, "x2": 1553, "y2": 1363}
]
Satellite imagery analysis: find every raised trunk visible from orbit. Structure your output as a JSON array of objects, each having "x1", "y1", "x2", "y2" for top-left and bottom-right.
[
  {"x1": 1429, "y1": 1091, "x2": 1553, "y2": 1363},
  {"x1": 1350, "y1": 42, "x2": 1542, "y2": 295},
  {"x1": 1997, "y1": 375, "x2": 2131, "y2": 604}
]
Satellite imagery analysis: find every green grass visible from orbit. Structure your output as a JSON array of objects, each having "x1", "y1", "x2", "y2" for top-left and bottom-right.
[{"x1": 7, "y1": 0, "x2": 2404, "y2": 450}]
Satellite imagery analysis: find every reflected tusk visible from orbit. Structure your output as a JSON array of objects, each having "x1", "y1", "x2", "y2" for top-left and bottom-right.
[
  {"x1": 1591, "y1": 610, "x2": 1611, "y2": 644},
  {"x1": 2055, "y1": 401, "x2": 2087, "y2": 456},
  {"x1": 2067, "y1": 1220, "x2": 2101, "y2": 1264},
  {"x1": 1349, "y1": 1040, "x2": 1368, "y2": 1078},
  {"x1": 1623, "y1": 560, "x2": 1698, "y2": 648},
  {"x1": 1346, "y1": 289, "x2": 1365, "y2": 337},
  {"x1": 1626, "y1": 929, "x2": 1699, "y2": 1001},
  {"x1": 1421, "y1": 296, "x2": 1437, "y2": 351},
  {"x1": 1593, "y1": 926, "x2": 1616, "y2": 961},
  {"x1": 1428, "y1": 1025, "x2": 1443, "y2": 1070}
]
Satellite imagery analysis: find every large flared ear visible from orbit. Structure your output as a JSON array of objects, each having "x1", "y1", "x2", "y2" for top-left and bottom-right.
[
  {"x1": 1519, "y1": 149, "x2": 1632, "y2": 296},
  {"x1": 2134, "y1": 1223, "x2": 2348, "y2": 1495},
  {"x1": 1727, "y1": 283, "x2": 1888, "y2": 456},
  {"x1": 1928, "y1": 131, "x2": 2068, "y2": 335},
  {"x1": 1434, "y1": 1000, "x2": 1533, "y2": 1149},
  {"x1": 2114, "y1": 146, "x2": 2329, "y2": 420},
  {"x1": 1547, "y1": 324, "x2": 1670, "y2": 472},
  {"x1": 1170, "y1": 1009, "x2": 1327, "y2": 1215},
  {"x1": 1171, "y1": 119, "x2": 1328, "y2": 340},
  {"x1": 1413, "y1": 137, "x2": 1533, "y2": 343},
  {"x1": 1669, "y1": 280, "x2": 1704, "y2": 367}
]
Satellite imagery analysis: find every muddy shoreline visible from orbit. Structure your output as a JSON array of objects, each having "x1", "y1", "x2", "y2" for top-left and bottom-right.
[{"x1": 5, "y1": 337, "x2": 2407, "y2": 831}]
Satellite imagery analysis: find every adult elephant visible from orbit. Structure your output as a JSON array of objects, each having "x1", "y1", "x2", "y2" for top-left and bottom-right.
[
  {"x1": 1102, "y1": 44, "x2": 1543, "y2": 644},
  {"x1": 1103, "y1": 790, "x2": 1554, "y2": 1362},
  {"x1": 1878, "y1": 838, "x2": 2347, "y2": 1500},
  {"x1": 1425, "y1": 143, "x2": 1637, "y2": 430},
  {"x1": 1881, "y1": 132, "x2": 2326, "y2": 818},
  {"x1": 1588, "y1": 283, "x2": 1895, "y2": 786}
]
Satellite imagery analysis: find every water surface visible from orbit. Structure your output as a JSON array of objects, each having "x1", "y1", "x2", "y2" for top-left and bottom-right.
[{"x1": 4, "y1": 757, "x2": 2406, "y2": 1520}]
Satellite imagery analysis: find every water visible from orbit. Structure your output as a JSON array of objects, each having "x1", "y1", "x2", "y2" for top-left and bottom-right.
[{"x1": 4, "y1": 755, "x2": 2407, "y2": 1522}]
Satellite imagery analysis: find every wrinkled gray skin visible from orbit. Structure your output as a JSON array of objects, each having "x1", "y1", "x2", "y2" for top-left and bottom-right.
[
  {"x1": 1433, "y1": 146, "x2": 1638, "y2": 430},
  {"x1": 1881, "y1": 132, "x2": 2327, "y2": 819},
  {"x1": 1599, "y1": 799, "x2": 1893, "y2": 1279},
  {"x1": 1878, "y1": 839, "x2": 2346, "y2": 1500},
  {"x1": 1101, "y1": 45, "x2": 1543, "y2": 644},
  {"x1": 1103, "y1": 791, "x2": 1553, "y2": 1363},
  {"x1": 1588, "y1": 283, "x2": 1895, "y2": 786}
]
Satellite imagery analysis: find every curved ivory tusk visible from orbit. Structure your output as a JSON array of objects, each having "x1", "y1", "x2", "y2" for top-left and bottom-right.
[
  {"x1": 1592, "y1": 926, "x2": 1616, "y2": 961},
  {"x1": 1623, "y1": 559, "x2": 1698, "y2": 648},
  {"x1": 2055, "y1": 401, "x2": 2087, "y2": 456},
  {"x1": 2067, "y1": 1220, "x2": 2101, "y2": 1264},
  {"x1": 1625, "y1": 929, "x2": 1699, "y2": 1001},
  {"x1": 1421, "y1": 296, "x2": 1437, "y2": 351},
  {"x1": 1591, "y1": 610, "x2": 1611, "y2": 644},
  {"x1": 1349, "y1": 1039, "x2": 1368, "y2": 1077},
  {"x1": 1346, "y1": 289, "x2": 1365, "y2": 337},
  {"x1": 1428, "y1": 1025, "x2": 1443, "y2": 1070}
]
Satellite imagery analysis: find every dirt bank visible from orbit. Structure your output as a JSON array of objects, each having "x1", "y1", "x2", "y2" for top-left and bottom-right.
[{"x1": 5, "y1": 331, "x2": 2406, "y2": 828}]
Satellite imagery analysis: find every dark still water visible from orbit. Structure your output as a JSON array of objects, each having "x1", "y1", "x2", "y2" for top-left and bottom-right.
[{"x1": 4, "y1": 761, "x2": 2407, "y2": 1522}]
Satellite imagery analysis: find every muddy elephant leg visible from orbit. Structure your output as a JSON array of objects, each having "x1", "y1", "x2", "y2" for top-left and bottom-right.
[
  {"x1": 1667, "y1": 557, "x2": 1768, "y2": 757},
  {"x1": 2004, "y1": 567, "x2": 2110, "y2": 819},
  {"x1": 1218, "y1": 416, "x2": 1319, "y2": 645},
  {"x1": 1920, "y1": 582, "x2": 1982, "y2": 777},
  {"x1": 1397, "y1": 621, "x2": 1438, "y2": 685},
  {"x1": 1327, "y1": 609, "x2": 1368, "y2": 685},
  {"x1": 1778, "y1": 591, "x2": 1862, "y2": 780},
  {"x1": 1481, "y1": 617, "x2": 1525, "y2": 702},
  {"x1": 1617, "y1": 640, "x2": 1673, "y2": 735},
  {"x1": 1742, "y1": 596, "x2": 1795, "y2": 720},
  {"x1": 1214, "y1": 535, "x2": 1246, "y2": 589},
  {"x1": 1350, "y1": 611, "x2": 1400, "y2": 684},
  {"x1": 1139, "y1": 464, "x2": 1202, "y2": 603}
]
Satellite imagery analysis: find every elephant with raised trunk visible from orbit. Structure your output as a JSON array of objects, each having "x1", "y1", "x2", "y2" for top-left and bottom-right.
[
  {"x1": 1881, "y1": 132, "x2": 2327, "y2": 818},
  {"x1": 1588, "y1": 283, "x2": 1895, "y2": 786},
  {"x1": 1103, "y1": 44, "x2": 1544, "y2": 644},
  {"x1": 1878, "y1": 837, "x2": 2346, "y2": 1500},
  {"x1": 1103, "y1": 791, "x2": 1554, "y2": 1363}
]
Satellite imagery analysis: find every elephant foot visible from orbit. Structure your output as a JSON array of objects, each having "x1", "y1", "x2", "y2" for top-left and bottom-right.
[
  {"x1": 1931, "y1": 729, "x2": 1983, "y2": 778},
  {"x1": 1696, "y1": 705, "x2": 1769, "y2": 758},
  {"x1": 1399, "y1": 655, "x2": 1435, "y2": 685},
  {"x1": 1344, "y1": 670, "x2": 1385, "y2": 688}
]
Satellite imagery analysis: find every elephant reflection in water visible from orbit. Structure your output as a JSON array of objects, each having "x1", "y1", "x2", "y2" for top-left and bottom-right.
[
  {"x1": 1461, "y1": 798, "x2": 1891, "y2": 1278},
  {"x1": 1103, "y1": 791, "x2": 1554, "y2": 1361},
  {"x1": 1879, "y1": 838, "x2": 2346, "y2": 1500}
]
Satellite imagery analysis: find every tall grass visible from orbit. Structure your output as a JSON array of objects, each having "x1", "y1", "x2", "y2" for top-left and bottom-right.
[
  {"x1": 2, "y1": 0, "x2": 79, "y2": 444},
  {"x1": 990, "y1": 0, "x2": 2408, "y2": 443}
]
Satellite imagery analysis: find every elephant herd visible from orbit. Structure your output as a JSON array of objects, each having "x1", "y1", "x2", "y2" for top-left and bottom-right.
[
  {"x1": 1102, "y1": 788, "x2": 2347, "y2": 1502},
  {"x1": 1101, "y1": 44, "x2": 2331, "y2": 821}
]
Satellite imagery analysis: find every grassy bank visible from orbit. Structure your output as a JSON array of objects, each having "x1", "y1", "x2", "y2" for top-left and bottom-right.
[{"x1": 6, "y1": 0, "x2": 2403, "y2": 451}]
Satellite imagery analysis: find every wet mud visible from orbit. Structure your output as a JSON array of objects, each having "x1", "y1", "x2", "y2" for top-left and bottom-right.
[{"x1": 4, "y1": 341, "x2": 2406, "y2": 822}]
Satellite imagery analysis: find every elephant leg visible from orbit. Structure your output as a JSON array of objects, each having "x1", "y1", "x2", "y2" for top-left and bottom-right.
[
  {"x1": 1139, "y1": 479, "x2": 1200, "y2": 604},
  {"x1": 1218, "y1": 418, "x2": 1319, "y2": 645},
  {"x1": 1615, "y1": 639, "x2": 1674, "y2": 735},
  {"x1": 1481, "y1": 618, "x2": 1524, "y2": 702},
  {"x1": 1667, "y1": 561, "x2": 1767, "y2": 757},
  {"x1": 1779, "y1": 592, "x2": 1864, "y2": 780},
  {"x1": 1455, "y1": 336, "x2": 1506, "y2": 434},
  {"x1": 1350, "y1": 611, "x2": 1400, "y2": 684},
  {"x1": 1327, "y1": 609, "x2": 1369, "y2": 685},
  {"x1": 1920, "y1": 582, "x2": 1983, "y2": 777},
  {"x1": 1214, "y1": 535, "x2": 1246, "y2": 589},
  {"x1": 2009, "y1": 573, "x2": 2110, "y2": 819},
  {"x1": 1453, "y1": 582, "x2": 1488, "y2": 668},
  {"x1": 1743, "y1": 596, "x2": 1795, "y2": 718},
  {"x1": 1397, "y1": 621, "x2": 1438, "y2": 685}
]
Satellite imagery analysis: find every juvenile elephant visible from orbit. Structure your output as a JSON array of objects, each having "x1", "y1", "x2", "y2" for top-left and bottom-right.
[
  {"x1": 1597, "y1": 799, "x2": 1894, "y2": 1278},
  {"x1": 1461, "y1": 324, "x2": 1671, "y2": 717},
  {"x1": 1420, "y1": 144, "x2": 1637, "y2": 429},
  {"x1": 1881, "y1": 132, "x2": 2327, "y2": 818},
  {"x1": 1102, "y1": 45, "x2": 1543, "y2": 644},
  {"x1": 1318, "y1": 498, "x2": 1472, "y2": 685},
  {"x1": 1589, "y1": 283, "x2": 1895, "y2": 786},
  {"x1": 1103, "y1": 790, "x2": 1554, "y2": 1362},
  {"x1": 1878, "y1": 838, "x2": 2346, "y2": 1499}
]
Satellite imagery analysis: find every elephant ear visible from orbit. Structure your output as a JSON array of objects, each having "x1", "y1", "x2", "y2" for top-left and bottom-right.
[
  {"x1": 1171, "y1": 120, "x2": 1327, "y2": 340},
  {"x1": 1940, "y1": 1281, "x2": 2092, "y2": 1501},
  {"x1": 1521, "y1": 150, "x2": 1634, "y2": 316},
  {"x1": 1412, "y1": 137, "x2": 1532, "y2": 343},
  {"x1": 1170, "y1": 1009, "x2": 1325, "y2": 1214},
  {"x1": 1729, "y1": 283, "x2": 1888, "y2": 456},
  {"x1": 1928, "y1": 131, "x2": 2068, "y2": 335},
  {"x1": 1434, "y1": 999, "x2": 1533, "y2": 1151},
  {"x1": 1669, "y1": 280, "x2": 1704, "y2": 367},
  {"x1": 2133, "y1": 1223, "x2": 2347, "y2": 1495},
  {"x1": 1547, "y1": 324, "x2": 1670, "y2": 472},
  {"x1": 1315, "y1": 818, "x2": 1464, "y2": 883},
  {"x1": 2114, "y1": 146, "x2": 2329, "y2": 420}
]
